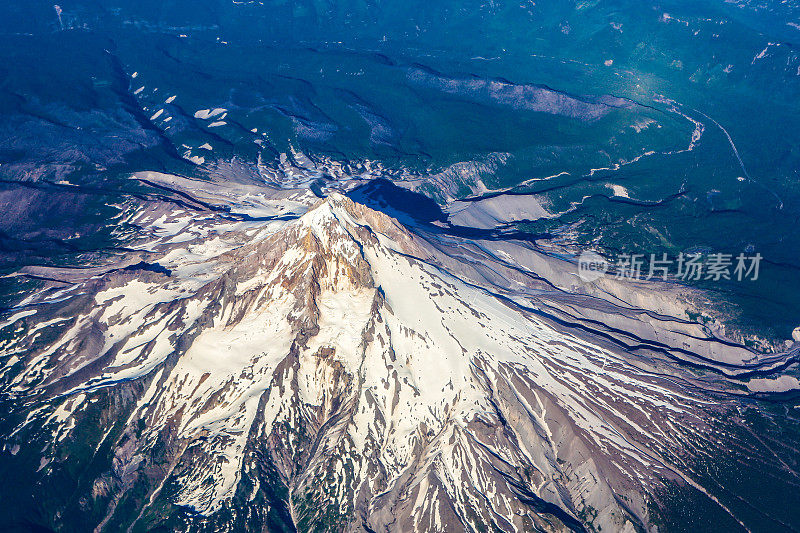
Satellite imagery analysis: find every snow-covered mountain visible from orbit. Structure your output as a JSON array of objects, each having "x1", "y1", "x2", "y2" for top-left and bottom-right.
[{"x1": 1, "y1": 174, "x2": 798, "y2": 532}]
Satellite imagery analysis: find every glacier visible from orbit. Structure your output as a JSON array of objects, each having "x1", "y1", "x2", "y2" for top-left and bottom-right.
[{"x1": 1, "y1": 169, "x2": 799, "y2": 532}]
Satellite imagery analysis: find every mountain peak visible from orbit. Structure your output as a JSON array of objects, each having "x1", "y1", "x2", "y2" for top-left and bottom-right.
[{"x1": 2, "y1": 179, "x2": 789, "y2": 532}]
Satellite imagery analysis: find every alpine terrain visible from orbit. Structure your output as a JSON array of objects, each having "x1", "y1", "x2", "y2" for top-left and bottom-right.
[{"x1": 2, "y1": 171, "x2": 799, "y2": 532}]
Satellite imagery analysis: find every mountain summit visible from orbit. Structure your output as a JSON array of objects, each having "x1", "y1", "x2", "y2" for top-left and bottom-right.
[{"x1": 1, "y1": 188, "x2": 796, "y2": 532}]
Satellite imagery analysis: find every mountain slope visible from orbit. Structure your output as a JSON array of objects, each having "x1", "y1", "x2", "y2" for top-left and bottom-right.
[{"x1": 1, "y1": 188, "x2": 798, "y2": 532}]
